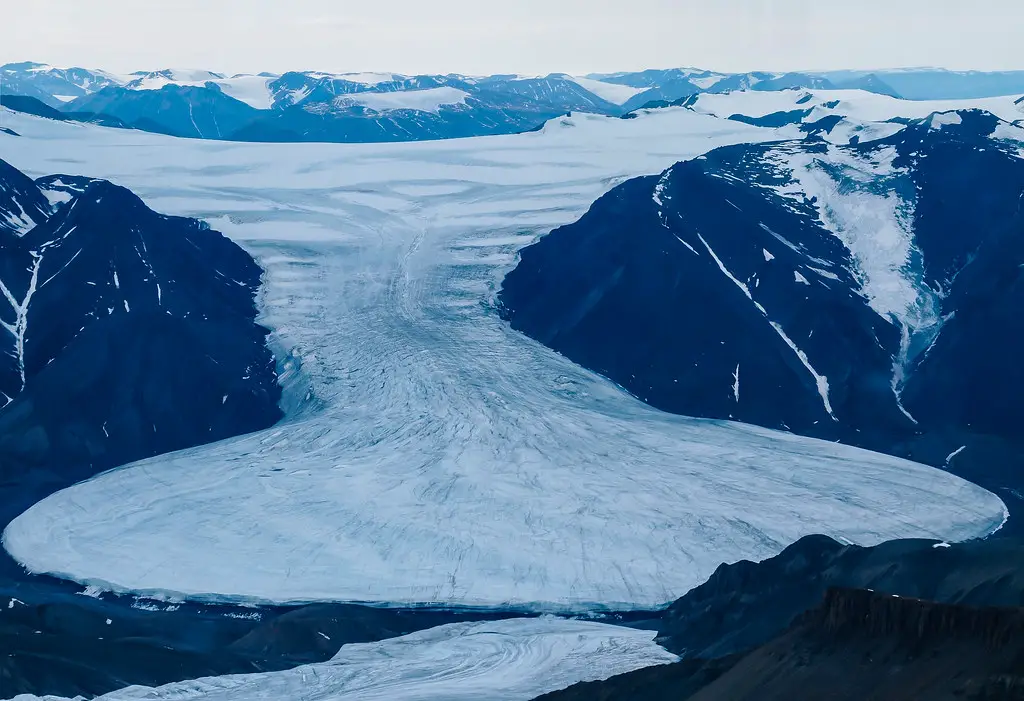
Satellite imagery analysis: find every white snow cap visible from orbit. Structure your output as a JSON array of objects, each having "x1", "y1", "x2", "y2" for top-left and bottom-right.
[
  {"x1": 928, "y1": 111, "x2": 963, "y2": 129},
  {"x1": 570, "y1": 77, "x2": 646, "y2": 105},
  {"x1": 336, "y1": 86, "x2": 470, "y2": 113}
]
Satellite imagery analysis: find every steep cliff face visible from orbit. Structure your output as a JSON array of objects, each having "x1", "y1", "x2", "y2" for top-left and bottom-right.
[
  {"x1": 812, "y1": 587, "x2": 1024, "y2": 646},
  {"x1": 537, "y1": 585, "x2": 1024, "y2": 701},
  {"x1": 686, "y1": 589, "x2": 1024, "y2": 701},
  {"x1": 657, "y1": 535, "x2": 1024, "y2": 660}
]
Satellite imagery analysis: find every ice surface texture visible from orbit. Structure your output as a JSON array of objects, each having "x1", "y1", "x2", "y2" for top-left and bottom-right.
[
  {"x1": 4, "y1": 618, "x2": 678, "y2": 701},
  {"x1": 0, "y1": 107, "x2": 1006, "y2": 609}
]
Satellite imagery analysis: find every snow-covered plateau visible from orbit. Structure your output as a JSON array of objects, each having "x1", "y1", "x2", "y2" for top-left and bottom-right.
[
  {"x1": 0, "y1": 104, "x2": 1007, "y2": 610},
  {"x1": 7, "y1": 617, "x2": 678, "y2": 701}
]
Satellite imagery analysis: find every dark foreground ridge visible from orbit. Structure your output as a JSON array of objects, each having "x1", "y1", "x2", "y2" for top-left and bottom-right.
[
  {"x1": 686, "y1": 588, "x2": 1024, "y2": 701},
  {"x1": 657, "y1": 534, "x2": 1024, "y2": 659},
  {"x1": 538, "y1": 537, "x2": 1024, "y2": 701}
]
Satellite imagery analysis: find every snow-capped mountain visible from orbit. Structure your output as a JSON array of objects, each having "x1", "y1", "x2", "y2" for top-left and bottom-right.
[
  {"x1": 7, "y1": 62, "x2": 1023, "y2": 144},
  {"x1": 228, "y1": 73, "x2": 623, "y2": 143},
  {"x1": 585, "y1": 68, "x2": 727, "y2": 112},
  {"x1": 69, "y1": 84, "x2": 263, "y2": 139},
  {"x1": 0, "y1": 158, "x2": 281, "y2": 490},
  {"x1": 0, "y1": 158, "x2": 51, "y2": 236},
  {"x1": 673, "y1": 88, "x2": 1024, "y2": 141},
  {"x1": 499, "y1": 107, "x2": 1024, "y2": 521},
  {"x1": 604, "y1": 67, "x2": 1024, "y2": 104},
  {"x1": 0, "y1": 62, "x2": 125, "y2": 107},
  {"x1": 597, "y1": 69, "x2": 891, "y2": 112},
  {"x1": 42, "y1": 70, "x2": 622, "y2": 142}
]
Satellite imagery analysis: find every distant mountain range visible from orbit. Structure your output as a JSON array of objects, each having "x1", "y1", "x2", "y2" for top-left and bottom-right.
[{"x1": 3, "y1": 62, "x2": 1024, "y2": 143}]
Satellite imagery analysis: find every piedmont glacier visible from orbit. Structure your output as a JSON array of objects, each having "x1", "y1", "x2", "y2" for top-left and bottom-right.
[{"x1": 0, "y1": 106, "x2": 1006, "y2": 610}]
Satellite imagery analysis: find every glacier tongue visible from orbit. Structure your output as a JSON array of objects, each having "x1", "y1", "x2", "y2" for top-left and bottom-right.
[
  {"x1": 5, "y1": 618, "x2": 679, "y2": 701},
  {"x1": 0, "y1": 107, "x2": 1007, "y2": 610}
]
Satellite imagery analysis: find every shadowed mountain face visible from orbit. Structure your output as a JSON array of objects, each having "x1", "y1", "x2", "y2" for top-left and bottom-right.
[
  {"x1": 537, "y1": 537, "x2": 1024, "y2": 701},
  {"x1": 0, "y1": 160, "x2": 285, "y2": 699},
  {"x1": 684, "y1": 588, "x2": 1024, "y2": 701},
  {"x1": 657, "y1": 535, "x2": 1024, "y2": 660},
  {"x1": 532, "y1": 656, "x2": 739, "y2": 701},
  {"x1": 500, "y1": 109, "x2": 1024, "y2": 528},
  {"x1": 0, "y1": 159, "x2": 282, "y2": 519}
]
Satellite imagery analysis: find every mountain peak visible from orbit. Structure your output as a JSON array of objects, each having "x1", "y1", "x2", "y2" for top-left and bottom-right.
[{"x1": 0, "y1": 157, "x2": 53, "y2": 236}]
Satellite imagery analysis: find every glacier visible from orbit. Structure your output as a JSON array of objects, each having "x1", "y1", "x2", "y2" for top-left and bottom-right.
[
  {"x1": 0, "y1": 106, "x2": 1007, "y2": 610},
  {"x1": 4, "y1": 617, "x2": 678, "y2": 701}
]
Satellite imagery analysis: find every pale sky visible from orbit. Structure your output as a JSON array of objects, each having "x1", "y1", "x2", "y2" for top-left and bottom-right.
[{"x1": 5, "y1": 0, "x2": 1023, "y2": 76}]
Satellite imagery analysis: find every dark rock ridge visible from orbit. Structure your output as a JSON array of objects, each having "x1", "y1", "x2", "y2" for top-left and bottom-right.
[
  {"x1": 0, "y1": 157, "x2": 51, "y2": 235},
  {"x1": 814, "y1": 586, "x2": 1024, "y2": 645},
  {"x1": 532, "y1": 655, "x2": 739, "y2": 701},
  {"x1": 499, "y1": 109, "x2": 1024, "y2": 527},
  {"x1": 537, "y1": 549, "x2": 1024, "y2": 701},
  {"x1": 0, "y1": 158, "x2": 282, "y2": 514},
  {"x1": 657, "y1": 534, "x2": 1024, "y2": 660},
  {"x1": 683, "y1": 589, "x2": 1024, "y2": 701}
]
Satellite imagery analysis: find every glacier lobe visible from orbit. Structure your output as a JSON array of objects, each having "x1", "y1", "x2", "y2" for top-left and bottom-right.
[{"x1": 0, "y1": 107, "x2": 1006, "y2": 610}]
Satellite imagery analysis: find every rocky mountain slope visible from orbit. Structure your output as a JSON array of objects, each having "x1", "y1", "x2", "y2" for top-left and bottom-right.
[
  {"x1": 538, "y1": 537, "x2": 1024, "y2": 701},
  {"x1": 0, "y1": 159, "x2": 282, "y2": 523},
  {"x1": 500, "y1": 108, "x2": 1024, "y2": 526}
]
